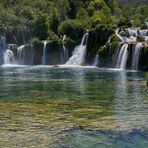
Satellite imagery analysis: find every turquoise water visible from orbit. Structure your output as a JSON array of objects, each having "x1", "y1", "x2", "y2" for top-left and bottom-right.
[{"x1": 0, "y1": 66, "x2": 147, "y2": 147}]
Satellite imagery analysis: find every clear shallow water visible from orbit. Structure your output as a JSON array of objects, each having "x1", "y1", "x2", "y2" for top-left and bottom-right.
[{"x1": 0, "y1": 66, "x2": 147, "y2": 147}]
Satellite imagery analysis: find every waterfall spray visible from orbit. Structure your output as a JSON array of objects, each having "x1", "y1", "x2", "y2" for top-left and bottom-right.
[
  {"x1": 42, "y1": 41, "x2": 48, "y2": 65},
  {"x1": 116, "y1": 44, "x2": 128, "y2": 70},
  {"x1": 131, "y1": 43, "x2": 142, "y2": 70},
  {"x1": 66, "y1": 33, "x2": 89, "y2": 65}
]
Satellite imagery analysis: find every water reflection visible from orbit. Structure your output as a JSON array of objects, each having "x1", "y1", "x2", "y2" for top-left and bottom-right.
[
  {"x1": 0, "y1": 66, "x2": 147, "y2": 147},
  {"x1": 115, "y1": 71, "x2": 128, "y2": 111},
  {"x1": 113, "y1": 70, "x2": 147, "y2": 130}
]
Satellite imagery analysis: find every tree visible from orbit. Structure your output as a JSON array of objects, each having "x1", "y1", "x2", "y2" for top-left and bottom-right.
[{"x1": 33, "y1": 14, "x2": 48, "y2": 40}]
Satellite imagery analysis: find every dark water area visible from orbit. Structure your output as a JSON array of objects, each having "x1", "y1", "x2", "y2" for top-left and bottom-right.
[{"x1": 0, "y1": 66, "x2": 147, "y2": 147}]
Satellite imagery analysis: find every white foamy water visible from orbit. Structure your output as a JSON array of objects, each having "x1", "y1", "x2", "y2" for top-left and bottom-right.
[{"x1": 66, "y1": 33, "x2": 89, "y2": 65}]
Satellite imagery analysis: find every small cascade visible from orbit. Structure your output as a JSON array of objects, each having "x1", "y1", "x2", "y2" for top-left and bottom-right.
[
  {"x1": 60, "y1": 35, "x2": 69, "y2": 64},
  {"x1": 116, "y1": 28, "x2": 148, "y2": 42},
  {"x1": 131, "y1": 43, "x2": 142, "y2": 70},
  {"x1": 92, "y1": 54, "x2": 99, "y2": 66},
  {"x1": 139, "y1": 30, "x2": 148, "y2": 41},
  {"x1": 66, "y1": 33, "x2": 89, "y2": 65},
  {"x1": 116, "y1": 44, "x2": 128, "y2": 70},
  {"x1": 115, "y1": 29, "x2": 125, "y2": 42},
  {"x1": 63, "y1": 35, "x2": 69, "y2": 63},
  {"x1": 17, "y1": 45, "x2": 25, "y2": 64},
  {"x1": 4, "y1": 49, "x2": 15, "y2": 65},
  {"x1": 62, "y1": 45, "x2": 69, "y2": 63},
  {"x1": 42, "y1": 41, "x2": 47, "y2": 65}
]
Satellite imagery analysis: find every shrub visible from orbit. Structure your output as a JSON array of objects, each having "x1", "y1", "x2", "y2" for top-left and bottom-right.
[{"x1": 58, "y1": 19, "x2": 84, "y2": 41}]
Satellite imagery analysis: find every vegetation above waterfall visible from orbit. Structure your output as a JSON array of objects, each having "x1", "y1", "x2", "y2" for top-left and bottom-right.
[{"x1": 0, "y1": 0, "x2": 147, "y2": 44}]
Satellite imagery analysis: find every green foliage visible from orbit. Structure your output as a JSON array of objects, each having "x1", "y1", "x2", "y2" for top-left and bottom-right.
[
  {"x1": 33, "y1": 14, "x2": 48, "y2": 40},
  {"x1": 0, "y1": 0, "x2": 147, "y2": 44},
  {"x1": 50, "y1": 8, "x2": 60, "y2": 34},
  {"x1": 58, "y1": 19, "x2": 84, "y2": 41},
  {"x1": 31, "y1": 37, "x2": 43, "y2": 47}
]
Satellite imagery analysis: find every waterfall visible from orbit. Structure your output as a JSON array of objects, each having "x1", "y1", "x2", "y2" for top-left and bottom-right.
[
  {"x1": 115, "y1": 29, "x2": 124, "y2": 42},
  {"x1": 92, "y1": 54, "x2": 99, "y2": 66},
  {"x1": 62, "y1": 45, "x2": 69, "y2": 63},
  {"x1": 63, "y1": 35, "x2": 69, "y2": 63},
  {"x1": 116, "y1": 44, "x2": 128, "y2": 70},
  {"x1": 131, "y1": 43, "x2": 142, "y2": 70},
  {"x1": 116, "y1": 28, "x2": 148, "y2": 43},
  {"x1": 139, "y1": 30, "x2": 148, "y2": 41},
  {"x1": 4, "y1": 49, "x2": 15, "y2": 65},
  {"x1": 66, "y1": 33, "x2": 89, "y2": 65},
  {"x1": 42, "y1": 41, "x2": 47, "y2": 65},
  {"x1": 60, "y1": 35, "x2": 69, "y2": 64},
  {"x1": 17, "y1": 45, "x2": 25, "y2": 64}
]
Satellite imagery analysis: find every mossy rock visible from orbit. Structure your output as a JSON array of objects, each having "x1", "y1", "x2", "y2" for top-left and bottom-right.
[
  {"x1": 139, "y1": 46, "x2": 148, "y2": 71},
  {"x1": 9, "y1": 44, "x2": 18, "y2": 56},
  {"x1": 98, "y1": 45, "x2": 109, "y2": 57},
  {"x1": 9, "y1": 44, "x2": 18, "y2": 50},
  {"x1": 141, "y1": 24, "x2": 148, "y2": 30},
  {"x1": 110, "y1": 41, "x2": 119, "y2": 56},
  {"x1": 119, "y1": 30, "x2": 129, "y2": 37},
  {"x1": 46, "y1": 40, "x2": 63, "y2": 65},
  {"x1": 137, "y1": 35, "x2": 145, "y2": 42},
  {"x1": 32, "y1": 38, "x2": 44, "y2": 48},
  {"x1": 48, "y1": 30, "x2": 59, "y2": 41},
  {"x1": 46, "y1": 40, "x2": 62, "y2": 51},
  {"x1": 25, "y1": 44, "x2": 32, "y2": 49},
  {"x1": 86, "y1": 25, "x2": 114, "y2": 65},
  {"x1": 64, "y1": 38, "x2": 75, "y2": 50},
  {"x1": 110, "y1": 34, "x2": 121, "y2": 42}
]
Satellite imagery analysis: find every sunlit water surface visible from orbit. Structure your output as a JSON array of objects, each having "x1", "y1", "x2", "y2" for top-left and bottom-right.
[{"x1": 0, "y1": 66, "x2": 147, "y2": 147}]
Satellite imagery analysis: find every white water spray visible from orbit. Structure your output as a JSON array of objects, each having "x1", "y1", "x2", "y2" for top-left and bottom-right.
[
  {"x1": 116, "y1": 44, "x2": 128, "y2": 70},
  {"x1": 93, "y1": 54, "x2": 99, "y2": 66},
  {"x1": 66, "y1": 33, "x2": 89, "y2": 65},
  {"x1": 131, "y1": 43, "x2": 142, "y2": 70},
  {"x1": 17, "y1": 45, "x2": 25, "y2": 64},
  {"x1": 115, "y1": 28, "x2": 148, "y2": 42},
  {"x1": 42, "y1": 41, "x2": 48, "y2": 65},
  {"x1": 4, "y1": 49, "x2": 15, "y2": 65}
]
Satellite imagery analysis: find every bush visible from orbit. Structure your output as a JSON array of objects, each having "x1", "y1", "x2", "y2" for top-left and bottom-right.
[
  {"x1": 31, "y1": 38, "x2": 43, "y2": 47},
  {"x1": 58, "y1": 19, "x2": 84, "y2": 42},
  {"x1": 33, "y1": 14, "x2": 48, "y2": 40}
]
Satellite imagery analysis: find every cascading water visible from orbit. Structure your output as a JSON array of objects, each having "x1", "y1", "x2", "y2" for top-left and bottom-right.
[
  {"x1": 62, "y1": 35, "x2": 69, "y2": 63},
  {"x1": 4, "y1": 49, "x2": 15, "y2": 65},
  {"x1": 62, "y1": 45, "x2": 69, "y2": 63},
  {"x1": 17, "y1": 45, "x2": 25, "y2": 64},
  {"x1": 92, "y1": 54, "x2": 99, "y2": 66},
  {"x1": 42, "y1": 41, "x2": 47, "y2": 65},
  {"x1": 116, "y1": 28, "x2": 148, "y2": 42},
  {"x1": 66, "y1": 33, "x2": 89, "y2": 65},
  {"x1": 115, "y1": 27, "x2": 148, "y2": 70},
  {"x1": 60, "y1": 35, "x2": 69, "y2": 64},
  {"x1": 116, "y1": 44, "x2": 128, "y2": 70},
  {"x1": 115, "y1": 29, "x2": 123, "y2": 42},
  {"x1": 131, "y1": 43, "x2": 142, "y2": 70},
  {"x1": 139, "y1": 30, "x2": 148, "y2": 41}
]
